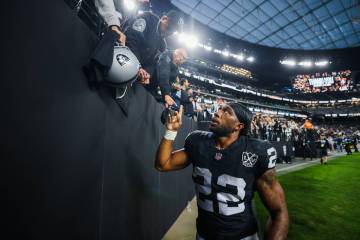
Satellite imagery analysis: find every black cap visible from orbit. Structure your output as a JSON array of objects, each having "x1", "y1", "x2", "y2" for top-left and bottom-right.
[
  {"x1": 228, "y1": 102, "x2": 253, "y2": 136},
  {"x1": 166, "y1": 10, "x2": 184, "y2": 33}
]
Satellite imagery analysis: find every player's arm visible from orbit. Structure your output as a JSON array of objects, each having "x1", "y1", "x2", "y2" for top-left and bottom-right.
[
  {"x1": 155, "y1": 106, "x2": 190, "y2": 172},
  {"x1": 256, "y1": 169, "x2": 289, "y2": 240}
]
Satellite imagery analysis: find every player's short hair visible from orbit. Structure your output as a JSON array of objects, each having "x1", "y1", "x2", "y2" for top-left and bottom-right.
[{"x1": 228, "y1": 102, "x2": 253, "y2": 136}]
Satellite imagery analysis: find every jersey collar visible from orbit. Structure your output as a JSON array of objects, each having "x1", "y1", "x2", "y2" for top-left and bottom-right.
[{"x1": 209, "y1": 134, "x2": 246, "y2": 152}]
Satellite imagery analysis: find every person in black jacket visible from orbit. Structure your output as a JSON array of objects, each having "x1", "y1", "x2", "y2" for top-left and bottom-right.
[
  {"x1": 150, "y1": 48, "x2": 188, "y2": 106},
  {"x1": 124, "y1": 10, "x2": 184, "y2": 85}
]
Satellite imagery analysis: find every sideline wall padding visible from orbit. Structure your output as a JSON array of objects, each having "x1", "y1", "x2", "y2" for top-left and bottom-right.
[{"x1": 2, "y1": 1, "x2": 194, "y2": 240}]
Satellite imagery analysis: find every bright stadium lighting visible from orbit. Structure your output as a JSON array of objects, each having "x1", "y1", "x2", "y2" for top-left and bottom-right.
[
  {"x1": 238, "y1": 54, "x2": 245, "y2": 61},
  {"x1": 280, "y1": 59, "x2": 296, "y2": 66},
  {"x1": 315, "y1": 60, "x2": 329, "y2": 66},
  {"x1": 222, "y1": 50, "x2": 230, "y2": 57},
  {"x1": 186, "y1": 35, "x2": 198, "y2": 48},
  {"x1": 298, "y1": 61, "x2": 312, "y2": 67},
  {"x1": 204, "y1": 45, "x2": 212, "y2": 51},
  {"x1": 177, "y1": 33, "x2": 185, "y2": 42},
  {"x1": 178, "y1": 33, "x2": 198, "y2": 48},
  {"x1": 124, "y1": 0, "x2": 136, "y2": 11},
  {"x1": 246, "y1": 56, "x2": 254, "y2": 62},
  {"x1": 230, "y1": 53, "x2": 243, "y2": 61}
]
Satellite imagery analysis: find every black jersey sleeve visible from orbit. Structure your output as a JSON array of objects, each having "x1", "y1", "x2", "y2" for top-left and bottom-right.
[
  {"x1": 156, "y1": 52, "x2": 172, "y2": 98},
  {"x1": 184, "y1": 131, "x2": 199, "y2": 153},
  {"x1": 254, "y1": 140, "x2": 277, "y2": 177},
  {"x1": 125, "y1": 24, "x2": 146, "y2": 63}
]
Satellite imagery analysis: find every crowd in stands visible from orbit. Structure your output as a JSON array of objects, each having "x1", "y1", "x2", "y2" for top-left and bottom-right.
[
  {"x1": 251, "y1": 114, "x2": 301, "y2": 142},
  {"x1": 88, "y1": 0, "x2": 360, "y2": 151},
  {"x1": 293, "y1": 70, "x2": 353, "y2": 93},
  {"x1": 168, "y1": 78, "x2": 360, "y2": 157}
]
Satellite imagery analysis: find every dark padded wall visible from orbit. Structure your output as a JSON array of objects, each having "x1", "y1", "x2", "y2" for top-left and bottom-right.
[{"x1": 2, "y1": 1, "x2": 194, "y2": 239}]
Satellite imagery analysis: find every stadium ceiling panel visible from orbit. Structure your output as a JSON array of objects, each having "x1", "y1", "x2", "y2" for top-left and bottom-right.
[{"x1": 171, "y1": 0, "x2": 360, "y2": 50}]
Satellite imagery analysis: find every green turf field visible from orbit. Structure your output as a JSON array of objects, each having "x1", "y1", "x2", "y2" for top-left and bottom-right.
[{"x1": 254, "y1": 153, "x2": 360, "y2": 240}]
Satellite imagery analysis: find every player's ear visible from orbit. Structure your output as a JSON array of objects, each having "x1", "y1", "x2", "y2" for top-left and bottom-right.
[{"x1": 235, "y1": 122, "x2": 244, "y2": 131}]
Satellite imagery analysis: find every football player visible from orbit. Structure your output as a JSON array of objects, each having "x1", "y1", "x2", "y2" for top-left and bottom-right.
[{"x1": 155, "y1": 103, "x2": 289, "y2": 240}]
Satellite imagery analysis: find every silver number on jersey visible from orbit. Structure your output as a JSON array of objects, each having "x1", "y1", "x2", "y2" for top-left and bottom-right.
[
  {"x1": 267, "y1": 147, "x2": 277, "y2": 168},
  {"x1": 193, "y1": 167, "x2": 246, "y2": 216},
  {"x1": 193, "y1": 167, "x2": 213, "y2": 212},
  {"x1": 217, "y1": 174, "x2": 246, "y2": 216}
]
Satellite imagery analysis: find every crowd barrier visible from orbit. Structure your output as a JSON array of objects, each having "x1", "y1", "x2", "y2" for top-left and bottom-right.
[{"x1": 3, "y1": 1, "x2": 195, "y2": 239}]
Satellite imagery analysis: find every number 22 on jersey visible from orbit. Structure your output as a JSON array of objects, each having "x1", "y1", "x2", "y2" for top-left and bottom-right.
[{"x1": 193, "y1": 167, "x2": 246, "y2": 216}]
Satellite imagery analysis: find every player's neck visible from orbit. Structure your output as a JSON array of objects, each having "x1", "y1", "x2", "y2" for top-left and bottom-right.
[{"x1": 215, "y1": 132, "x2": 239, "y2": 150}]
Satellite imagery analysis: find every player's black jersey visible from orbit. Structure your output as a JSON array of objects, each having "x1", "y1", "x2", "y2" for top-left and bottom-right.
[{"x1": 184, "y1": 131, "x2": 277, "y2": 240}]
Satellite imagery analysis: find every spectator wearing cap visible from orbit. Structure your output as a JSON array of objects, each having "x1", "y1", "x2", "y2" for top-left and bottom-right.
[{"x1": 124, "y1": 10, "x2": 184, "y2": 86}]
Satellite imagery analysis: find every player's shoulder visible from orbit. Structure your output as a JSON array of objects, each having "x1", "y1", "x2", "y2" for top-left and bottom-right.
[
  {"x1": 185, "y1": 130, "x2": 213, "y2": 143},
  {"x1": 247, "y1": 137, "x2": 273, "y2": 154}
]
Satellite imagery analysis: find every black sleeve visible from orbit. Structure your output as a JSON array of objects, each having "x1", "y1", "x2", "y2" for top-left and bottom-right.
[
  {"x1": 90, "y1": 30, "x2": 118, "y2": 68},
  {"x1": 125, "y1": 18, "x2": 147, "y2": 65},
  {"x1": 157, "y1": 55, "x2": 171, "y2": 98},
  {"x1": 255, "y1": 141, "x2": 277, "y2": 177},
  {"x1": 159, "y1": 38, "x2": 167, "y2": 52},
  {"x1": 184, "y1": 131, "x2": 199, "y2": 155}
]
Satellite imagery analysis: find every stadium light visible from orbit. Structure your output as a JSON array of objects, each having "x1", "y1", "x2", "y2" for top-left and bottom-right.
[
  {"x1": 209, "y1": 48, "x2": 254, "y2": 63},
  {"x1": 298, "y1": 61, "x2": 312, "y2": 67},
  {"x1": 280, "y1": 59, "x2": 296, "y2": 66},
  {"x1": 315, "y1": 60, "x2": 329, "y2": 66},
  {"x1": 124, "y1": 0, "x2": 136, "y2": 11},
  {"x1": 204, "y1": 45, "x2": 212, "y2": 51},
  {"x1": 198, "y1": 43, "x2": 212, "y2": 51},
  {"x1": 221, "y1": 50, "x2": 230, "y2": 57},
  {"x1": 231, "y1": 53, "x2": 244, "y2": 61},
  {"x1": 246, "y1": 56, "x2": 254, "y2": 62},
  {"x1": 177, "y1": 33, "x2": 198, "y2": 48}
]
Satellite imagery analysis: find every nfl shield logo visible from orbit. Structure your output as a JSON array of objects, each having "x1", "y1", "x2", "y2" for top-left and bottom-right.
[{"x1": 214, "y1": 152, "x2": 222, "y2": 161}]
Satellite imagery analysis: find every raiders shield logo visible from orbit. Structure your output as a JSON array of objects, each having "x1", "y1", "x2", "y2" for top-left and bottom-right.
[
  {"x1": 116, "y1": 54, "x2": 130, "y2": 66},
  {"x1": 132, "y1": 18, "x2": 146, "y2": 32},
  {"x1": 242, "y1": 152, "x2": 258, "y2": 168}
]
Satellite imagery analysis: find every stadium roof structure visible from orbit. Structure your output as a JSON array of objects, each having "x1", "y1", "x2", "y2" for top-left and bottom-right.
[{"x1": 171, "y1": 0, "x2": 360, "y2": 50}]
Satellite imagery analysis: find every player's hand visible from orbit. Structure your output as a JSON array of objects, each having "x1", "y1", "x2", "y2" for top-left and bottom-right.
[
  {"x1": 110, "y1": 25, "x2": 126, "y2": 46},
  {"x1": 164, "y1": 95, "x2": 176, "y2": 108},
  {"x1": 138, "y1": 68, "x2": 150, "y2": 85},
  {"x1": 165, "y1": 105, "x2": 183, "y2": 131}
]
